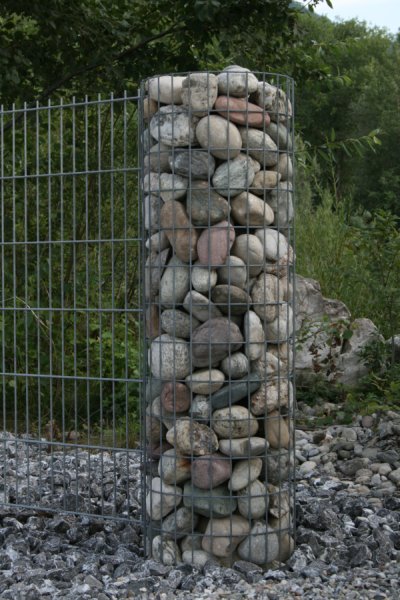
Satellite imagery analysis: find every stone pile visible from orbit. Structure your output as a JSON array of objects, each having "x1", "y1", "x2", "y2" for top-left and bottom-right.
[{"x1": 142, "y1": 67, "x2": 295, "y2": 568}]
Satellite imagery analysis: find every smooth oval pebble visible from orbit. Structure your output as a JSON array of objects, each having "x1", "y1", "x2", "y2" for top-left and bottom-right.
[
  {"x1": 220, "y1": 351, "x2": 249, "y2": 379},
  {"x1": 191, "y1": 317, "x2": 243, "y2": 368},
  {"x1": 211, "y1": 284, "x2": 252, "y2": 315},
  {"x1": 160, "y1": 200, "x2": 198, "y2": 263},
  {"x1": 212, "y1": 154, "x2": 255, "y2": 198},
  {"x1": 148, "y1": 75, "x2": 185, "y2": 104},
  {"x1": 191, "y1": 453, "x2": 232, "y2": 489},
  {"x1": 237, "y1": 479, "x2": 268, "y2": 519},
  {"x1": 169, "y1": 149, "x2": 216, "y2": 180},
  {"x1": 250, "y1": 170, "x2": 281, "y2": 196},
  {"x1": 244, "y1": 310, "x2": 265, "y2": 360},
  {"x1": 229, "y1": 457, "x2": 263, "y2": 491},
  {"x1": 158, "y1": 448, "x2": 192, "y2": 484},
  {"x1": 231, "y1": 191, "x2": 274, "y2": 226},
  {"x1": 166, "y1": 418, "x2": 218, "y2": 456},
  {"x1": 239, "y1": 127, "x2": 278, "y2": 167},
  {"x1": 152, "y1": 535, "x2": 182, "y2": 566},
  {"x1": 160, "y1": 308, "x2": 200, "y2": 339},
  {"x1": 197, "y1": 220, "x2": 235, "y2": 267},
  {"x1": 185, "y1": 369, "x2": 225, "y2": 395},
  {"x1": 212, "y1": 406, "x2": 258, "y2": 439},
  {"x1": 218, "y1": 437, "x2": 268, "y2": 458},
  {"x1": 202, "y1": 515, "x2": 250, "y2": 557},
  {"x1": 146, "y1": 477, "x2": 182, "y2": 520},
  {"x1": 251, "y1": 273, "x2": 283, "y2": 322},
  {"x1": 191, "y1": 262, "x2": 218, "y2": 293},
  {"x1": 183, "y1": 481, "x2": 237, "y2": 517},
  {"x1": 161, "y1": 381, "x2": 191, "y2": 413},
  {"x1": 231, "y1": 234, "x2": 264, "y2": 277},
  {"x1": 253, "y1": 81, "x2": 292, "y2": 123},
  {"x1": 218, "y1": 66, "x2": 258, "y2": 97},
  {"x1": 149, "y1": 334, "x2": 190, "y2": 380},
  {"x1": 215, "y1": 95, "x2": 270, "y2": 128},
  {"x1": 255, "y1": 228, "x2": 294, "y2": 263},
  {"x1": 187, "y1": 180, "x2": 230, "y2": 226},
  {"x1": 237, "y1": 521, "x2": 280, "y2": 565},
  {"x1": 159, "y1": 256, "x2": 190, "y2": 304},
  {"x1": 183, "y1": 290, "x2": 222, "y2": 322},
  {"x1": 150, "y1": 105, "x2": 198, "y2": 147},
  {"x1": 196, "y1": 115, "x2": 242, "y2": 160},
  {"x1": 181, "y1": 72, "x2": 218, "y2": 115},
  {"x1": 218, "y1": 256, "x2": 247, "y2": 288}
]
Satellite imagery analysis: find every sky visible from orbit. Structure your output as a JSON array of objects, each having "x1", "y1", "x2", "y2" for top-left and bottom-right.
[{"x1": 312, "y1": 0, "x2": 400, "y2": 34}]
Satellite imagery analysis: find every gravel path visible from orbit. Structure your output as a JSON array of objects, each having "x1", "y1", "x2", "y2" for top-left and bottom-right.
[{"x1": 1, "y1": 411, "x2": 400, "y2": 599}]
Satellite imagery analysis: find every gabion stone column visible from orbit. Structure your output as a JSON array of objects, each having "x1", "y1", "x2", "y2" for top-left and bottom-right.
[{"x1": 141, "y1": 67, "x2": 295, "y2": 569}]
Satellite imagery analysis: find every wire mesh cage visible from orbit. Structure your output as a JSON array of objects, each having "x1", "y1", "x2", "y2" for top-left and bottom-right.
[{"x1": 140, "y1": 68, "x2": 295, "y2": 568}]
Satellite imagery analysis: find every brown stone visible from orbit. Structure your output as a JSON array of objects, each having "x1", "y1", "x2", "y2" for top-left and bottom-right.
[
  {"x1": 197, "y1": 220, "x2": 235, "y2": 267},
  {"x1": 215, "y1": 96, "x2": 270, "y2": 128},
  {"x1": 250, "y1": 170, "x2": 281, "y2": 196},
  {"x1": 191, "y1": 317, "x2": 244, "y2": 368},
  {"x1": 265, "y1": 411, "x2": 290, "y2": 449},
  {"x1": 160, "y1": 200, "x2": 198, "y2": 263},
  {"x1": 146, "y1": 305, "x2": 161, "y2": 340},
  {"x1": 191, "y1": 453, "x2": 232, "y2": 489},
  {"x1": 161, "y1": 382, "x2": 191, "y2": 413}
]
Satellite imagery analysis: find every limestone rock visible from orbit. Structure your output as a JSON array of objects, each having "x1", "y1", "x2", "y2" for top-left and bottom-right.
[
  {"x1": 253, "y1": 82, "x2": 293, "y2": 123},
  {"x1": 220, "y1": 351, "x2": 249, "y2": 379},
  {"x1": 152, "y1": 535, "x2": 182, "y2": 566},
  {"x1": 244, "y1": 310, "x2": 265, "y2": 360},
  {"x1": 251, "y1": 273, "x2": 283, "y2": 322}
]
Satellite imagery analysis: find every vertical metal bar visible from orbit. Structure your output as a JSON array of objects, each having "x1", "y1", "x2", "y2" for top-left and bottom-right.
[
  {"x1": 11, "y1": 103, "x2": 18, "y2": 500},
  {"x1": 23, "y1": 101, "x2": 30, "y2": 499},
  {"x1": 0, "y1": 104, "x2": 5, "y2": 494}
]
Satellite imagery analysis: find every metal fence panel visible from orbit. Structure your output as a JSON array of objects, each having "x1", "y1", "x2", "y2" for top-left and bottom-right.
[{"x1": 0, "y1": 94, "x2": 143, "y2": 522}]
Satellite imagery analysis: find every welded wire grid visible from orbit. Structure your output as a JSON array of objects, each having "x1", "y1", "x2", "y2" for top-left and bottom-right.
[
  {"x1": 0, "y1": 94, "x2": 143, "y2": 522},
  {"x1": 141, "y1": 71, "x2": 295, "y2": 567}
]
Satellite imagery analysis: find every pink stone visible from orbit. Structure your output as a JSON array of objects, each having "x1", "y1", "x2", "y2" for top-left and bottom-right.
[
  {"x1": 215, "y1": 96, "x2": 270, "y2": 128},
  {"x1": 197, "y1": 220, "x2": 235, "y2": 267},
  {"x1": 161, "y1": 382, "x2": 191, "y2": 413},
  {"x1": 192, "y1": 453, "x2": 232, "y2": 489},
  {"x1": 160, "y1": 200, "x2": 198, "y2": 263}
]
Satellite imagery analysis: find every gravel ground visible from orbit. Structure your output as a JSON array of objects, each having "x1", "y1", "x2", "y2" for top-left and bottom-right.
[{"x1": 1, "y1": 410, "x2": 400, "y2": 599}]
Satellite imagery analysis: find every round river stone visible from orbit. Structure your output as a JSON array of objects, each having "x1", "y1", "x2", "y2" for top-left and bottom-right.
[
  {"x1": 211, "y1": 284, "x2": 252, "y2": 315},
  {"x1": 210, "y1": 372, "x2": 261, "y2": 410},
  {"x1": 191, "y1": 453, "x2": 232, "y2": 489},
  {"x1": 239, "y1": 127, "x2": 278, "y2": 167},
  {"x1": 160, "y1": 308, "x2": 200, "y2": 339},
  {"x1": 231, "y1": 234, "x2": 264, "y2": 277},
  {"x1": 212, "y1": 154, "x2": 255, "y2": 198},
  {"x1": 202, "y1": 515, "x2": 250, "y2": 558},
  {"x1": 191, "y1": 317, "x2": 244, "y2": 368},
  {"x1": 231, "y1": 191, "x2": 274, "y2": 227},
  {"x1": 181, "y1": 72, "x2": 218, "y2": 115},
  {"x1": 217, "y1": 66, "x2": 258, "y2": 97},
  {"x1": 185, "y1": 369, "x2": 225, "y2": 395},
  {"x1": 150, "y1": 105, "x2": 198, "y2": 147},
  {"x1": 197, "y1": 220, "x2": 235, "y2": 267},
  {"x1": 169, "y1": 149, "x2": 216, "y2": 180},
  {"x1": 215, "y1": 96, "x2": 270, "y2": 128},
  {"x1": 160, "y1": 200, "x2": 198, "y2": 263},
  {"x1": 212, "y1": 405, "x2": 258, "y2": 439},
  {"x1": 186, "y1": 181, "x2": 230, "y2": 226},
  {"x1": 166, "y1": 418, "x2": 218, "y2": 456},
  {"x1": 196, "y1": 115, "x2": 242, "y2": 160},
  {"x1": 183, "y1": 482, "x2": 237, "y2": 517},
  {"x1": 149, "y1": 334, "x2": 190, "y2": 380},
  {"x1": 147, "y1": 75, "x2": 185, "y2": 104},
  {"x1": 161, "y1": 381, "x2": 191, "y2": 413},
  {"x1": 159, "y1": 256, "x2": 190, "y2": 305}
]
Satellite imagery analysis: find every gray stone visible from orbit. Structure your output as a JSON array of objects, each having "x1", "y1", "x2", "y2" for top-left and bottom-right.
[
  {"x1": 250, "y1": 380, "x2": 291, "y2": 416},
  {"x1": 148, "y1": 334, "x2": 191, "y2": 380},
  {"x1": 148, "y1": 75, "x2": 185, "y2": 104},
  {"x1": 182, "y1": 550, "x2": 213, "y2": 568},
  {"x1": 196, "y1": 115, "x2": 242, "y2": 160},
  {"x1": 264, "y1": 303, "x2": 294, "y2": 342},
  {"x1": 251, "y1": 273, "x2": 282, "y2": 322},
  {"x1": 238, "y1": 521, "x2": 280, "y2": 565},
  {"x1": 183, "y1": 481, "x2": 237, "y2": 517},
  {"x1": 212, "y1": 406, "x2": 258, "y2": 439},
  {"x1": 152, "y1": 535, "x2": 182, "y2": 566},
  {"x1": 145, "y1": 230, "x2": 170, "y2": 253},
  {"x1": 190, "y1": 395, "x2": 211, "y2": 421},
  {"x1": 145, "y1": 248, "x2": 170, "y2": 300},
  {"x1": 191, "y1": 262, "x2": 218, "y2": 293},
  {"x1": 185, "y1": 369, "x2": 225, "y2": 395},
  {"x1": 166, "y1": 418, "x2": 218, "y2": 456},
  {"x1": 159, "y1": 256, "x2": 190, "y2": 304},
  {"x1": 229, "y1": 458, "x2": 263, "y2": 491},
  {"x1": 187, "y1": 181, "x2": 230, "y2": 226},
  {"x1": 183, "y1": 290, "x2": 222, "y2": 322},
  {"x1": 250, "y1": 170, "x2": 281, "y2": 196},
  {"x1": 181, "y1": 72, "x2": 218, "y2": 115},
  {"x1": 210, "y1": 373, "x2": 261, "y2": 410},
  {"x1": 268, "y1": 181, "x2": 293, "y2": 228},
  {"x1": 218, "y1": 437, "x2": 268, "y2": 458},
  {"x1": 191, "y1": 317, "x2": 243, "y2": 368},
  {"x1": 144, "y1": 142, "x2": 171, "y2": 174},
  {"x1": 218, "y1": 256, "x2": 247, "y2": 288},
  {"x1": 271, "y1": 153, "x2": 293, "y2": 181},
  {"x1": 169, "y1": 149, "x2": 216, "y2": 180},
  {"x1": 239, "y1": 127, "x2": 278, "y2": 167},
  {"x1": 237, "y1": 479, "x2": 268, "y2": 519},
  {"x1": 220, "y1": 351, "x2": 249, "y2": 379},
  {"x1": 150, "y1": 105, "x2": 198, "y2": 147},
  {"x1": 231, "y1": 234, "x2": 264, "y2": 277},
  {"x1": 218, "y1": 66, "x2": 258, "y2": 97},
  {"x1": 191, "y1": 453, "x2": 232, "y2": 489},
  {"x1": 161, "y1": 507, "x2": 199, "y2": 538},
  {"x1": 146, "y1": 477, "x2": 182, "y2": 520},
  {"x1": 244, "y1": 310, "x2": 265, "y2": 360},
  {"x1": 160, "y1": 308, "x2": 200, "y2": 339},
  {"x1": 253, "y1": 82, "x2": 293, "y2": 123},
  {"x1": 158, "y1": 172, "x2": 188, "y2": 202},
  {"x1": 212, "y1": 154, "x2": 255, "y2": 198},
  {"x1": 265, "y1": 411, "x2": 291, "y2": 449},
  {"x1": 158, "y1": 448, "x2": 192, "y2": 485},
  {"x1": 144, "y1": 194, "x2": 163, "y2": 231},
  {"x1": 211, "y1": 284, "x2": 252, "y2": 315},
  {"x1": 265, "y1": 121, "x2": 293, "y2": 150},
  {"x1": 202, "y1": 515, "x2": 251, "y2": 557},
  {"x1": 255, "y1": 228, "x2": 294, "y2": 265},
  {"x1": 231, "y1": 191, "x2": 274, "y2": 226}
]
